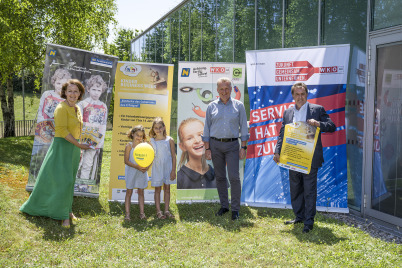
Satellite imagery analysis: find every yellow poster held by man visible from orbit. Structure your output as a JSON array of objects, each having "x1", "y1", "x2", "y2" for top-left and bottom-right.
[{"x1": 278, "y1": 121, "x2": 319, "y2": 174}]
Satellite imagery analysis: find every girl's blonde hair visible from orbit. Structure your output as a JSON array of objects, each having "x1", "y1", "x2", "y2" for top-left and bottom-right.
[
  {"x1": 149, "y1": 117, "x2": 167, "y2": 138},
  {"x1": 177, "y1": 117, "x2": 208, "y2": 171},
  {"x1": 127, "y1": 125, "x2": 146, "y2": 141}
]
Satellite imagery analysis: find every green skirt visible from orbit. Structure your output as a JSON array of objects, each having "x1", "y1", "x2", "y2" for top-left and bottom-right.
[{"x1": 20, "y1": 137, "x2": 80, "y2": 220}]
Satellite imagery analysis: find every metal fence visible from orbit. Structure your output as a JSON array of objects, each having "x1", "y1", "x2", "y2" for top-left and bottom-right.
[{"x1": 0, "y1": 119, "x2": 36, "y2": 138}]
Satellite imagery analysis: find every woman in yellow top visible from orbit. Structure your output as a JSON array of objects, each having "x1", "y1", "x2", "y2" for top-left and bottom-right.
[{"x1": 20, "y1": 79, "x2": 90, "y2": 227}]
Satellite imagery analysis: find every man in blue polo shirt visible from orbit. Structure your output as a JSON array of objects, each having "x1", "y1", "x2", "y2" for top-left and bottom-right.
[{"x1": 203, "y1": 77, "x2": 249, "y2": 220}]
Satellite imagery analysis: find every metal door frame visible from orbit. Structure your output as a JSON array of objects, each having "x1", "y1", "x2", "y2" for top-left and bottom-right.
[{"x1": 363, "y1": 25, "x2": 402, "y2": 227}]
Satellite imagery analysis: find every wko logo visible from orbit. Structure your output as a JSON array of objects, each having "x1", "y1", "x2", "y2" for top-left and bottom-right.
[
  {"x1": 210, "y1": 67, "x2": 228, "y2": 73},
  {"x1": 275, "y1": 61, "x2": 344, "y2": 82},
  {"x1": 181, "y1": 68, "x2": 190, "y2": 77}
]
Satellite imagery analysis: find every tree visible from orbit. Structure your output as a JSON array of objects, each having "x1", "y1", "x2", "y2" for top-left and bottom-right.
[
  {"x1": 103, "y1": 27, "x2": 139, "y2": 124},
  {"x1": 104, "y1": 27, "x2": 139, "y2": 61},
  {"x1": 0, "y1": 0, "x2": 117, "y2": 137}
]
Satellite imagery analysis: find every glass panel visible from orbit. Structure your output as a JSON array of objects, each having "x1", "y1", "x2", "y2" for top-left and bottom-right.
[
  {"x1": 131, "y1": 42, "x2": 135, "y2": 61},
  {"x1": 145, "y1": 30, "x2": 154, "y2": 62},
  {"x1": 132, "y1": 38, "x2": 140, "y2": 62},
  {"x1": 372, "y1": 0, "x2": 402, "y2": 30},
  {"x1": 137, "y1": 38, "x2": 142, "y2": 61},
  {"x1": 154, "y1": 22, "x2": 166, "y2": 63},
  {"x1": 202, "y1": 0, "x2": 216, "y2": 62},
  {"x1": 322, "y1": 0, "x2": 368, "y2": 211},
  {"x1": 285, "y1": 0, "x2": 318, "y2": 48},
  {"x1": 256, "y1": 0, "x2": 283, "y2": 50},
  {"x1": 190, "y1": 0, "x2": 203, "y2": 61},
  {"x1": 235, "y1": 0, "x2": 256, "y2": 62},
  {"x1": 180, "y1": 4, "x2": 191, "y2": 61},
  {"x1": 163, "y1": 19, "x2": 171, "y2": 63},
  {"x1": 216, "y1": 0, "x2": 235, "y2": 62},
  {"x1": 140, "y1": 35, "x2": 147, "y2": 62},
  {"x1": 170, "y1": 12, "x2": 181, "y2": 64},
  {"x1": 155, "y1": 19, "x2": 170, "y2": 64},
  {"x1": 168, "y1": 12, "x2": 181, "y2": 135},
  {"x1": 322, "y1": 0, "x2": 367, "y2": 50},
  {"x1": 372, "y1": 42, "x2": 402, "y2": 218}
]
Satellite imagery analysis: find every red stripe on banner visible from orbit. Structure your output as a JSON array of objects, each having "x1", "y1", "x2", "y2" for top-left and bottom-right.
[
  {"x1": 249, "y1": 122, "x2": 282, "y2": 142},
  {"x1": 322, "y1": 129, "x2": 346, "y2": 147},
  {"x1": 329, "y1": 111, "x2": 345, "y2": 128},
  {"x1": 309, "y1": 92, "x2": 345, "y2": 111},
  {"x1": 246, "y1": 140, "x2": 277, "y2": 159}
]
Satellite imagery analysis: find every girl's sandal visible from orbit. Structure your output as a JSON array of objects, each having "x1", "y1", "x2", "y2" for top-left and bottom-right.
[
  {"x1": 139, "y1": 213, "x2": 147, "y2": 220},
  {"x1": 124, "y1": 215, "x2": 131, "y2": 221},
  {"x1": 156, "y1": 211, "x2": 166, "y2": 219},
  {"x1": 164, "y1": 211, "x2": 175, "y2": 219}
]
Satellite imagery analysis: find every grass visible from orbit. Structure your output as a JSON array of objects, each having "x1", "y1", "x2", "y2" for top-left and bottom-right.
[
  {"x1": 0, "y1": 92, "x2": 41, "y2": 121},
  {"x1": 0, "y1": 132, "x2": 401, "y2": 267}
]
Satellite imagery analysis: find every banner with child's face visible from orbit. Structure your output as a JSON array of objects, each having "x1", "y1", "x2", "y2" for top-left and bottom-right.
[
  {"x1": 26, "y1": 44, "x2": 118, "y2": 197},
  {"x1": 177, "y1": 62, "x2": 246, "y2": 203}
]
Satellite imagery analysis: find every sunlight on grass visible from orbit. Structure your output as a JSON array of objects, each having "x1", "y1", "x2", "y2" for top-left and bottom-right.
[{"x1": 0, "y1": 131, "x2": 401, "y2": 267}]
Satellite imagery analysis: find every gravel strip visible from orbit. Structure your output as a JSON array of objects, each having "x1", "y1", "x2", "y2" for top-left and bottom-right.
[{"x1": 322, "y1": 212, "x2": 402, "y2": 244}]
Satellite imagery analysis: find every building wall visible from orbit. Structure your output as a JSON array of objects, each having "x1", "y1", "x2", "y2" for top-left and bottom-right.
[{"x1": 131, "y1": 0, "x2": 401, "y2": 213}]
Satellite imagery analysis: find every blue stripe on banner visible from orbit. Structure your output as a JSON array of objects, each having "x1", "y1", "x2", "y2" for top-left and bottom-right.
[
  {"x1": 242, "y1": 144, "x2": 347, "y2": 208},
  {"x1": 248, "y1": 136, "x2": 277, "y2": 145},
  {"x1": 248, "y1": 84, "x2": 346, "y2": 110},
  {"x1": 327, "y1": 107, "x2": 345, "y2": 114}
]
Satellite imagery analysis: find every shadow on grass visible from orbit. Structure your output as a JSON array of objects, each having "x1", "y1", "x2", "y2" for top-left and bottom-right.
[
  {"x1": 72, "y1": 196, "x2": 105, "y2": 217},
  {"x1": 21, "y1": 196, "x2": 105, "y2": 241},
  {"x1": 108, "y1": 201, "x2": 178, "y2": 232},
  {"x1": 176, "y1": 202, "x2": 255, "y2": 232},
  {"x1": 255, "y1": 206, "x2": 295, "y2": 221},
  {"x1": 280, "y1": 224, "x2": 348, "y2": 245},
  {"x1": 22, "y1": 213, "x2": 78, "y2": 241},
  {"x1": 0, "y1": 136, "x2": 34, "y2": 168}
]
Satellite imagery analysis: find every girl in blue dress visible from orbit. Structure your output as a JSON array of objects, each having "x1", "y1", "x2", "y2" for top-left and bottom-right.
[
  {"x1": 124, "y1": 125, "x2": 150, "y2": 221},
  {"x1": 149, "y1": 117, "x2": 176, "y2": 219}
]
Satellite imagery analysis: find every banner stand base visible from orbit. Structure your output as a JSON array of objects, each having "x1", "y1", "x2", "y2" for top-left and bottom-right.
[
  {"x1": 176, "y1": 200, "x2": 220, "y2": 204},
  {"x1": 242, "y1": 202, "x2": 349, "y2": 213},
  {"x1": 26, "y1": 186, "x2": 99, "y2": 198}
]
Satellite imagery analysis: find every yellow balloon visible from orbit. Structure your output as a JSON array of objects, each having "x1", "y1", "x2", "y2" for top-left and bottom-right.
[{"x1": 133, "y1": 143, "x2": 155, "y2": 167}]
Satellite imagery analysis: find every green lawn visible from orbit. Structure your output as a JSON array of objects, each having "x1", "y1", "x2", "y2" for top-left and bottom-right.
[
  {"x1": 0, "y1": 92, "x2": 41, "y2": 121},
  {"x1": 0, "y1": 132, "x2": 401, "y2": 267}
]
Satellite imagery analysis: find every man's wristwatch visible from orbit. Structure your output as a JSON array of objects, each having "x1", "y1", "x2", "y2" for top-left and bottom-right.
[{"x1": 241, "y1": 146, "x2": 247, "y2": 150}]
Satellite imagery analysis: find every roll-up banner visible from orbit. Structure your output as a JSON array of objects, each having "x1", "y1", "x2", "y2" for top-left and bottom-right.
[
  {"x1": 243, "y1": 45, "x2": 349, "y2": 212},
  {"x1": 177, "y1": 62, "x2": 246, "y2": 203},
  {"x1": 109, "y1": 62, "x2": 174, "y2": 203},
  {"x1": 27, "y1": 43, "x2": 118, "y2": 197}
]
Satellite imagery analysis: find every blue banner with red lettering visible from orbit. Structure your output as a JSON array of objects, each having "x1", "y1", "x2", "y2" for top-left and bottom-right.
[{"x1": 243, "y1": 45, "x2": 350, "y2": 212}]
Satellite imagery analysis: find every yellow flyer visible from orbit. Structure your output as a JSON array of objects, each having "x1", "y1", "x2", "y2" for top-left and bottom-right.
[
  {"x1": 109, "y1": 62, "x2": 174, "y2": 202},
  {"x1": 278, "y1": 121, "x2": 319, "y2": 174}
]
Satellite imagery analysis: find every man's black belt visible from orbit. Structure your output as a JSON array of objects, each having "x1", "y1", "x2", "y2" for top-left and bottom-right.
[{"x1": 211, "y1": 137, "x2": 238, "y2": 142}]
